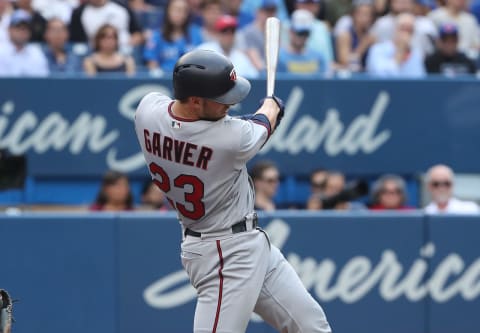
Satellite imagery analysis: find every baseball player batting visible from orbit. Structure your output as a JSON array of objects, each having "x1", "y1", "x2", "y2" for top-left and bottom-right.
[{"x1": 134, "y1": 49, "x2": 332, "y2": 333}]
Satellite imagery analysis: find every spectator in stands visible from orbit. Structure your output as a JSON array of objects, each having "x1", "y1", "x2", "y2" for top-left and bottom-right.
[
  {"x1": 368, "y1": 0, "x2": 437, "y2": 56},
  {"x1": 306, "y1": 167, "x2": 328, "y2": 210},
  {"x1": 197, "y1": 0, "x2": 222, "y2": 43},
  {"x1": 83, "y1": 23, "x2": 136, "y2": 75},
  {"x1": 366, "y1": 12, "x2": 426, "y2": 77},
  {"x1": 31, "y1": 0, "x2": 78, "y2": 23},
  {"x1": 335, "y1": 0, "x2": 376, "y2": 72},
  {"x1": 237, "y1": 0, "x2": 278, "y2": 72},
  {"x1": 143, "y1": 0, "x2": 202, "y2": 73},
  {"x1": 220, "y1": 0, "x2": 254, "y2": 28},
  {"x1": 369, "y1": 174, "x2": 413, "y2": 210},
  {"x1": 424, "y1": 164, "x2": 479, "y2": 214},
  {"x1": 197, "y1": 15, "x2": 259, "y2": 78},
  {"x1": 428, "y1": 0, "x2": 480, "y2": 59},
  {"x1": 137, "y1": 179, "x2": 170, "y2": 211},
  {"x1": 43, "y1": 18, "x2": 83, "y2": 74},
  {"x1": 250, "y1": 160, "x2": 280, "y2": 211},
  {"x1": 0, "y1": 9, "x2": 49, "y2": 76},
  {"x1": 278, "y1": 9, "x2": 329, "y2": 75},
  {"x1": 14, "y1": 0, "x2": 47, "y2": 42},
  {"x1": 320, "y1": 171, "x2": 366, "y2": 210},
  {"x1": 127, "y1": 0, "x2": 163, "y2": 31},
  {"x1": 291, "y1": 0, "x2": 334, "y2": 66},
  {"x1": 0, "y1": 0, "x2": 13, "y2": 45},
  {"x1": 90, "y1": 170, "x2": 134, "y2": 211},
  {"x1": 69, "y1": 0, "x2": 144, "y2": 55},
  {"x1": 425, "y1": 22, "x2": 476, "y2": 75}
]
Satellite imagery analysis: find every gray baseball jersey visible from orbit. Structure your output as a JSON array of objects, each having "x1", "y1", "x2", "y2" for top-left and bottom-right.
[
  {"x1": 134, "y1": 92, "x2": 331, "y2": 333},
  {"x1": 135, "y1": 92, "x2": 268, "y2": 232}
]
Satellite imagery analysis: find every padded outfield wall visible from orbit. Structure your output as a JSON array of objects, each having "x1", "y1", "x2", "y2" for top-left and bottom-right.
[
  {"x1": 0, "y1": 212, "x2": 479, "y2": 333},
  {"x1": 1, "y1": 77, "x2": 479, "y2": 205}
]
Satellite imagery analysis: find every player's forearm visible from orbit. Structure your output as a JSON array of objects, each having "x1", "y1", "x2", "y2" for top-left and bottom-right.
[{"x1": 255, "y1": 98, "x2": 279, "y2": 129}]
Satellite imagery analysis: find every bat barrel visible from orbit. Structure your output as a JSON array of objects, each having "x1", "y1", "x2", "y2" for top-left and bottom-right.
[{"x1": 265, "y1": 17, "x2": 280, "y2": 97}]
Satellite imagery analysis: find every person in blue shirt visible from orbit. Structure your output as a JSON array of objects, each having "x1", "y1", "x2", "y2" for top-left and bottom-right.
[
  {"x1": 278, "y1": 9, "x2": 328, "y2": 75},
  {"x1": 143, "y1": 0, "x2": 203, "y2": 73},
  {"x1": 366, "y1": 12, "x2": 426, "y2": 77},
  {"x1": 42, "y1": 18, "x2": 83, "y2": 74}
]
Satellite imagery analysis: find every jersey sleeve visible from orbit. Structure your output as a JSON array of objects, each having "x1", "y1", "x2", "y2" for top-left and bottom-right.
[
  {"x1": 232, "y1": 117, "x2": 269, "y2": 168},
  {"x1": 135, "y1": 92, "x2": 169, "y2": 124}
]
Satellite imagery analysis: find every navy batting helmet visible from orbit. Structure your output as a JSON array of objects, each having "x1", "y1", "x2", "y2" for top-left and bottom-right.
[{"x1": 173, "y1": 49, "x2": 251, "y2": 105}]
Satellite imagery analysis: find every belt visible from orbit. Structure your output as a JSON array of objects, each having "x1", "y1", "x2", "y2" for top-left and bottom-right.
[{"x1": 184, "y1": 213, "x2": 258, "y2": 238}]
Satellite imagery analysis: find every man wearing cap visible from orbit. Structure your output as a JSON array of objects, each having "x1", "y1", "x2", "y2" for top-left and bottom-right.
[
  {"x1": 425, "y1": 22, "x2": 476, "y2": 75},
  {"x1": 428, "y1": 0, "x2": 480, "y2": 59},
  {"x1": 14, "y1": 0, "x2": 47, "y2": 42},
  {"x1": 236, "y1": 0, "x2": 279, "y2": 71},
  {"x1": 197, "y1": 14, "x2": 259, "y2": 78},
  {"x1": 287, "y1": 0, "x2": 333, "y2": 65},
  {"x1": 0, "y1": 9, "x2": 49, "y2": 76},
  {"x1": 278, "y1": 9, "x2": 328, "y2": 74}
]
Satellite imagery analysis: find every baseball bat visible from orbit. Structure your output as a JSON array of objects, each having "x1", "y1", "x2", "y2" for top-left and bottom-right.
[{"x1": 265, "y1": 17, "x2": 280, "y2": 97}]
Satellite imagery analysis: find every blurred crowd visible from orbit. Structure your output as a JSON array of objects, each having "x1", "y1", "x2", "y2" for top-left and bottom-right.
[
  {"x1": 249, "y1": 160, "x2": 480, "y2": 214},
  {"x1": 87, "y1": 162, "x2": 480, "y2": 214},
  {"x1": 1, "y1": 0, "x2": 480, "y2": 78}
]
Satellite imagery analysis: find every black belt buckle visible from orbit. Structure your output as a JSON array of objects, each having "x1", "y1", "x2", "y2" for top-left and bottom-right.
[
  {"x1": 232, "y1": 213, "x2": 258, "y2": 234},
  {"x1": 185, "y1": 213, "x2": 258, "y2": 237}
]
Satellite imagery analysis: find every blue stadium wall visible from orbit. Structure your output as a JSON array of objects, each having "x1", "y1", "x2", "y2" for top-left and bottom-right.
[
  {"x1": 1, "y1": 212, "x2": 480, "y2": 333},
  {"x1": 0, "y1": 77, "x2": 479, "y2": 206}
]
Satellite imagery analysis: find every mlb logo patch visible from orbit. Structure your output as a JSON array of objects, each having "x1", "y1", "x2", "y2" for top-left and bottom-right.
[{"x1": 171, "y1": 121, "x2": 181, "y2": 129}]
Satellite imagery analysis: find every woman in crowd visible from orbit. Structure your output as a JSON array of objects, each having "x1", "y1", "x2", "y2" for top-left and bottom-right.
[
  {"x1": 143, "y1": 0, "x2": 202, "y2": 73},
  {"x1": 369, "y1": 174, "x2": 412, "y2": 210},
  {"x1": 83, "y1": 24, "x2": 136, "y2": 76},
  {"x1": 90, "y1": 170, "x2": 134, "y2": 211},
  {"x1": 138, "y1": 180, "x2": 170, "y2": 211},
  {"x1": 335, "y1": 0, "x2": 376, "y2": 72}
]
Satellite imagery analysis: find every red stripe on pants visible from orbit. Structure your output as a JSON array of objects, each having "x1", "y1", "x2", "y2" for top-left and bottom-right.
[{"x1": 212, "y1": 240, "x2": 224, "y2": 333}]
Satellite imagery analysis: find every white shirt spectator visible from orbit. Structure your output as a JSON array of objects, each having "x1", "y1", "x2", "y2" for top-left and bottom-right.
[
  {"x1": 283, "y1": 18, "x2": 333, "y2": 66},
  {"x1": 69, "y1": 1, "x2": 142, "y2": 54},
  {"x1": 0, "y1": 42, "x2": 49, "y2": 77},
  {"x1": 366, "y1": 40, "x2": 426, "y2": 77},
  {"x1": 32, "y1": 0, "x2": 78, "y2": 23},
  {"x1": 196, "y1": 41, "x2": 259, "y2": 78},
  {"x1": 82, "y1": 3, "x2": 130, "y2": 50},
  {"x1": 425, "y1": 198, "x2": 480, "y2": 214},
  {"x1": 371, "y1": 13, "x2": 438, "y2": 55},
  {"x1": 428, "y1": 7, "x2": 480, "y2": 59}
]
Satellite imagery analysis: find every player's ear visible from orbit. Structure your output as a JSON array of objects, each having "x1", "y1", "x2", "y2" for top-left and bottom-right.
[{"x1": 189, "y1": 96, "x2": 203, "y2": 110}]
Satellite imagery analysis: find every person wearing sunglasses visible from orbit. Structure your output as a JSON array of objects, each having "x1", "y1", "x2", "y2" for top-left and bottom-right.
[
  {"x1": 369, "y1": 174, "x2": 413, "y2": 210},
  {"x1": 424, "y1": 164, "x2": 479, "y2": 214},
  {"x1": 250, "y1": 160, "x2": 280, "y2": 211},
  {"x1": 196, "y1": 14, "x2": 258, "y2": 78},
  {"x1": 278, "y1": 9, "x2": 329, "y2": 75}
]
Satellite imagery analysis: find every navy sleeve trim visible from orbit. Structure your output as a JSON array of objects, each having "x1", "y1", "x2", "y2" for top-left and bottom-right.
[{"x1": 251, "y1": 114, "x2": 272, "y2": 139}]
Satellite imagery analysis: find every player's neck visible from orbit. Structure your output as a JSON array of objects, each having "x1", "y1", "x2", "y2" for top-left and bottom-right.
[{"x1": 172, "y1": 100, "x2": 199, "y2": 120}]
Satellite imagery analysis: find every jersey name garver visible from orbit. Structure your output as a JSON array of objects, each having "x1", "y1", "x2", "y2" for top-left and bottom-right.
[{"x1": 143, "y1": 129, "x2": 213, "y2": 170}]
